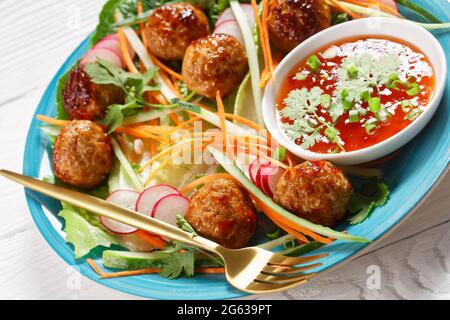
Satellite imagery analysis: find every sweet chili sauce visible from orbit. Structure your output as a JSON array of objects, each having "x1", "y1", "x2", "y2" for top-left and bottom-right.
[{"x1": 276, "y1": 36, "x2": 435, "y2": 153}]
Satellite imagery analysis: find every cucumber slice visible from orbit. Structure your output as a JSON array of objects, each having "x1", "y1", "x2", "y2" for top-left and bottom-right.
[
  {"x1": 102, "y1": 250, "x2": 222, "y2": 270},
  {"x1": 103, "y1": 250, "x2": 163, "y2": 270}
]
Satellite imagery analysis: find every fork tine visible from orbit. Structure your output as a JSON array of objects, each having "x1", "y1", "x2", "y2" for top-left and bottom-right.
[
  {"x1": 245, "y1": 279, "x2": 308, "y2": 293},
  {"x1": 268, "y1": 253, "x2": 328, "y2": 266},
  {"x1": 262, "y1": 263, "x2": 322, "y2": 275},
  {"x1": 255, "y1": 272, "x2": 316, "y2": 284}
]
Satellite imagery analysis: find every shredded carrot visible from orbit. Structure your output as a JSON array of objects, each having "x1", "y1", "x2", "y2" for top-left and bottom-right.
[
  {"x1": 87, "y1": 258, "x2": 224, "y2": 279},
  {"x1": 36, "y1": 114, "x2": 69, "y2": 126},
  {"x1": 149, "y1": 51, "x2": 183, "y2": 81},
  {"x1": 342, "y1": 0, "x2": 401, "y2": 16},
  {"x1": 261, "y1": 0, "x2": 274, "y2": 72},
  {"x1": 224, "y1": 113, "x2": 264, "y2": 132},
  {"x1": 270, "y1": 216, "x2": 309, "y2": 243},
  {"x1": 159, "y1": 70, "x2": 181, "y2": 98},
  {"x1": 215, "y1": 91, "x2": 230, "y2": 158},
  {"x1": 116, "y1": 135, "x2": 132, "y2": 162},
  {"x1": 139, "y1": 137, "x2": 212, "y2": 172},
  {"x1": 285, "y1": 152, "x2": 294, "y2": 168},
  {"x1": 116, "y1": 25, "x2": 139, "y2": 74},
  {"x1": 251, "y1": 0, "x2": 269, "y2": 68},
  {"x1": 328, "y1": 0, "x2": 361, "y2": 19},
  {"x1": 115, "y1": 126, "x2": 165, "y2": 141},
  {"x1": 251, "y1": 195, "x2": 333, "y2": 244},
  {"x1": 135, "y1": 230, "x2": 166, "y2": 249},
  {"x1": 170, "y1": 112, "x2": 182, "y2": 125},
  {"x1": 180, "y1": 173, "x2": 235, "y2": 194}
]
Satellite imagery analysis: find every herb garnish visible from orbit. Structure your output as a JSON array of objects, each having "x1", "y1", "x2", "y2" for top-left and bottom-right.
[
  {"x1": 84, "y1": 59, "x2": 161, "y2": 133},
  {"x1": 348, "y1": 182, "x2": 389, "y2": 225},
  {"x1": 281, "y1": 87, "x2": 344, "y2": 150}
]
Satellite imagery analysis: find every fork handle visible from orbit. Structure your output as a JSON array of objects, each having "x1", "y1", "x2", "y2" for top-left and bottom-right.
[{"x1": 0, "y1": 169, "x2": 223, "y2": 254}]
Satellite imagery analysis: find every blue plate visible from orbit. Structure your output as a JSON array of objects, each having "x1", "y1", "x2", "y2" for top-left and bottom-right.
[{"x1": 23, "y1": 1, "x2": 450, "y2": 299}]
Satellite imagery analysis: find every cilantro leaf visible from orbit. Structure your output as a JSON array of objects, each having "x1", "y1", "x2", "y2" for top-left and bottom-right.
[
  {"x1": 281, "y1": 87, "x2": 344, "y2": 150},
  {"x1": 84, "y1": 59, "x2": 160, "y2": 132},
  {"x1": 176, "y1": 214, "x2": 198, "y2": 237},
  {"x1": 335, "y1": 54, "x2": 400, "y2": 102},
  {"x1": 154, "y1": 250, "x2": 195, "y2": 279},
  {"x1": 348, "y1": 182, "x2": 389, "y2": 225}
]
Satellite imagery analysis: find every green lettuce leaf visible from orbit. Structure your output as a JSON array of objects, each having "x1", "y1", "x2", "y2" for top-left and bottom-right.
[{"x1": 59, "y1": 203, "x2": 119, "y2": 258}]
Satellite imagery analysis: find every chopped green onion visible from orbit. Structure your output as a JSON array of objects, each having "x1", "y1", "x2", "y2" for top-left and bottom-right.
[
  {"x1": 346, "y1": 63, "x2": 358, "y2": 78},
  {"x1": 401, "y1": 100, "x2": 413, "y2": 112},
  {"x1": 306, "y1": 55, "x2": 321, "y2": 72},
  {"x1": 375, "y1": 109, "x2": 389, "y2": 123},
  {"x1": 368, "y1": 97, "x2": 381, "y2": 112},
  {"x1": 321, "y1": 94, "x2": 332, "y2": 108},
  {"x1": 365, "y1": 118, "x2": 378, "y2": 135},
  {"x1": 266, "y1": 229, "x2": 281, "y2": 240},
  {"x1": 348, "y1": 109, "x2": 359, "y2": 123},
  {"x1": 360, "y1": 91, "x2": 370, "y2": 102},
  {"x1": 406, "y1": 83, "x2": 421, "y2": 96},
  {"x1": 406, "y1": 108, "x2": 423, "y2": 121},
  {"x1": 341, "y1": 89, "x2": 353, "y2": 110},
  {"x1": 295, "y1": 71, "x2": 308, "y2": 81},
  {"x1": 274, "y1": 147, "x2": 286, "y2": 162}
]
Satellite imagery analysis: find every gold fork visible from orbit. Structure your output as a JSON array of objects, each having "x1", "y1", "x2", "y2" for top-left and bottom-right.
[{"x1": 0, "y1": 169, "x2": 327, "y2": 294}]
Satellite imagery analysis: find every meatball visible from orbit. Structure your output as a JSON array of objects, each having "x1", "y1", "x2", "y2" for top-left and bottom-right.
[
  {"x1": 182, "y1": 34, "x2": 248, "y2": 99},
  {"x1": 143, "y1": 3, "x2": 210, "y2": 61},
  {"x1": 273, "y1": 161, "x2": 352, "y2": 227},
  {"x1": 53, "y1": 120, "x2": 113, "y2": 189},
  {"x1": 185, "y1": 178, "x2": 257, "y2": 249},
  {"x1": 62, "y1": 66, "x2": 124, "y2": 120},
  {"x1": 268, "y1": 0, "x2": 331, "y2": 52}
]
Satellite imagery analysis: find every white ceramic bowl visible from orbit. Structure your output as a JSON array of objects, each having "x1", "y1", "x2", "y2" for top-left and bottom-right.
[{"x1": 262, "y1": 18, "x2": 447, "y2": 165}]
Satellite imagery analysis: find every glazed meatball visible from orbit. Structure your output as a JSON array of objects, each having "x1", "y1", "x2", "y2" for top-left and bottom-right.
[
  {"x1": 185, "y1": 178, "x2": 257, "y2": 249},
  {"x1": 273, "y1": 161, "x2": 352, "y2": 227},
  {"x1": 53, "y1": 120, "x2": 113, "y2": 189},
  {"x1": 182, "y1": 34, "x2": 248, "y2": 99},
  {"x1": 268, "y1": 0, "x2": 331, "y2": 52},
  {"x1": 143, "y1": 3, "x2": 210, "y2": 61},
  {"x1": 62, "y1": 66, "x2": 124, "y2": 120}
]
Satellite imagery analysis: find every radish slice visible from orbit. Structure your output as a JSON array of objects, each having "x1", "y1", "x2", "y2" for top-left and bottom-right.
[
  {"x1": 151, "y1": 194, "x2": 189, "y2": 226},
  {"x1": 258, "y1": 162, "x2": 286, "y2": 198},
  {"x1": 135, "y1": 184, "x2": 180, "y2": 215},
  {"x1": 214, "y1": 18, "x2": 236, "y2": 29},
  {"x1": 94, "y1": 39, "x2": 121, "y2": 55},
  {"x1": 216, "y1": 4, "x2": 254, "y2": 27},
  {"x1": 100, "y1": 190, "x2": 140, "y2": 234},
  {"x1": 81, "y1": 47, "x2": 123, "y2": 68},
  {"x1": 214, "y1": 20, "x2": 244, "y2": 45},
  {"x1": 249, "y1": 159, "x2": 264, "y2": 188}
]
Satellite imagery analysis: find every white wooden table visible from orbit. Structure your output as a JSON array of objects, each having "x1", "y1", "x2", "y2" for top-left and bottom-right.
[{"x1": 0, "y1": 0, "x2": 448, "y2": 300}]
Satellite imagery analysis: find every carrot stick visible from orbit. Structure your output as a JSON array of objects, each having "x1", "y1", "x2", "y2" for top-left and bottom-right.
[
  {"x1": 135, "y1": 230, "x2": 166, "y2": 249},
  {"x1": 115, "y1": 126, "x2": 164, "y2": 141},
  {"x1": 344, "y1": 0, "x2": 401, "y2": 16},
  {"x1": 116, "y1": 135, "x2": 132, "y2": 162},
  {"x1": 36, "y1": 115, "x2": 69, "y2": 126},
  {"x1": 329, "y1": 0, "x2": 361, "y2": 19},
  {"x1": 251, "y1": 0, "x2": 269, "y2": 68},
  {"x1": 149, "y1": 51, "x2": 183, "y2": 80},
  {"x1": 180, "y1": 173, "x2": 235, "y2": 194},
  {"x1": 117, "y1": 26, "x2": 139, "y2": 74},
  {"x1": 261, "y1": 0, "x2": 274, "y2": 72},
  {"x1": 224, "y1": 113, "x2": 264, "y2": 131}
]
